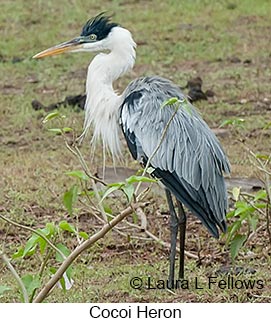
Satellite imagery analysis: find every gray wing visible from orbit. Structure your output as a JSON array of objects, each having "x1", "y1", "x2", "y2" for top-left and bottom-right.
[{"x1": 120, "y1": 76, "x2": 230, "y2": 238}]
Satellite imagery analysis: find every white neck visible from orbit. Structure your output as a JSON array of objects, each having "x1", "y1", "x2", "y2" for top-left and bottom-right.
[{"x1": 81, "y1": 27, "x2": 136, "y2": 157}]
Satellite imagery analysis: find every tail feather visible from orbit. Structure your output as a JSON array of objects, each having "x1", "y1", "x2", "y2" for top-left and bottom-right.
[{"x1": 153, "y1": 168, "x2": 227, "y2": 238}]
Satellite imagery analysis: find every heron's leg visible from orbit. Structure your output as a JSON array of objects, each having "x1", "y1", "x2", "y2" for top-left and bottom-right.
[
  {"x1": 165, "y1": 189, "x2": 178, "y2": 287},
  {"x1": 176, "y1": 200, "x2": 187, "y2": 279}
]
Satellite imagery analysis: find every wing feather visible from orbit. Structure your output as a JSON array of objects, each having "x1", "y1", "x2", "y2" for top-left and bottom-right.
[{"x1": 120, "y1": 76, "x2": 230, "y2": 237}]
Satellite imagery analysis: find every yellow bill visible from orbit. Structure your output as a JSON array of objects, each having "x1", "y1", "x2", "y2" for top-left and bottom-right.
[{"x1": 33, "y1": 37, "x2": 83, "y2": 59}]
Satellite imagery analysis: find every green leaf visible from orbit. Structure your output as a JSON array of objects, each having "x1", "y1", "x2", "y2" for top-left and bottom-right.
[
  {"x1": 55, "y1": 243, "x2": 71, "y2": 262},
  {"x1": 12, "y1": 247, "x2": 24, "y2": 259},
  {"x1": 23, "y1": 234, "x2": 39, "y2": 257},
  {"x1": 38, "y1": 237, "x2": 47, "y2": 254},
  {"x1": 235, "y1": 200, "x2": 248, "y2": 209},
  {"x1": 248, "y1": 215, "x2": 258, "y2": 232},
  {"x1": 161, "y1": 97, "x2": 179, "y2": 109},
  {"x1": 100, "y1": 185, "x2": 121, "y2": 203},
  {"x1": 230, "y1": 234, "x2": 246, "y2": 260},
  {"x1": 126, "y1": 175, "x2": 156, "y2": 184},
  {"x1": 255, "y1": 154, "x2": 269, "y2": 160},
  {"x1": 107, "y1": 182, "x2": 125, "y2": 187},
  {"x1": 38, "y1": 226, "x2": 50, "y2": 237},
  {"x1": 79, "y1": 190, "x2": 96, "y2": 198},
  {"x1": 232, "y1": 187, "x2": 241, "y2": 201},
  {"x1": 254, "y1": 190, "x2": 267, "y2": 201},
  {"x1": 45, "y1": 222, "x2": 56, "y2": 236},
  {"x1": 66, "y1": 170, "x2": 88, "y2": 181},
  {"x1": 59, "y1": 220, "x2": 76, "y2": 233},
  {"x1": 42, "y1": 111, "x2": 61, "y2": 123},
  {"x1": 122, "y1": 183, "x2": 135, "y2": 203},
  {"x1": 226, "y1": 220, "x2": 242, "y2": 245},
  {"x1": 63, "y1": 185, "x2": 78, "y2": 216},
  {"x1": 254, "y1": 202, "x2": 266, "y2": 209},
  {"x1": 62, "y1": 127, "x2": 73, "y2": 133},
  {"x1": 220, "y1": 119, "x2": 233, "y2": 127},
  {"x1": 103, "y1": 204, "x2": 113, "y2": 215},
  {"x1": 79, "y1": 231, "x2": 89, "y2": 240},
  {"x1": 0, "y1": 285, "x2": 11, "y2": 296},
  {"x1": 48, "y1": 128, "x2": 62, "y2": 135},
  {"x1": 226, "y1": 210, "x2": 235, "y2": 219},
  {"x1": 220, "y1": 118, "x2": 245, "y2": 128},
  {"x1": 234, "y1": 201, "x2": 254, "y2": 217},
  {"x1": 58, "y1": 276, "x2": 67, "y2": 291},
  {"x1": 21, "y1": 274, "x2": 41, "y2": 297}
]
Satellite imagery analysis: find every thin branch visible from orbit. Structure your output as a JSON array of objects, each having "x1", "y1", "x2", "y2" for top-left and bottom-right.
[
  {"x1": 250, "y1": 293, "x2": 271, "y2": 300},
  {"x1": 29, "y1": 248, "x2": 53, "y2": 303},
  {"x1": 124, "y1": 220, "x2": 198, "y2": 259},
  {"x1": 134, "y1": 105, "x2": 179, "y2": 196},
  {"x1": 33, "y1": 202, "x2": 146, "y2": 303},
  {"x1": 237, "y1": 191, "x2": 268, "y2": 204},
  {"x1": 241, "y1": 194, "x2": 266, "y2": 217},
  {"x1": 67, "y1": 144, "x2": 108, "y2": 221},
  {"x1": 64, "y1": 140, "x2": 107, "y2": 186},
  {"x1": 136, "y1": 206, "x2": 148, "y2": 231},
  {"x1": 91, "y1": 178, "x2": 108, "y2": 222},
  {"x1": 0, "y1": 214, "x2": 66, "y2": 260},
  {"x1": 246, "y1": 224, "x2": 266, "y2": 244},
  {"x1": 146, "y1": 228, "x2": 198, "y2": 259},
  {"x1": 256, "y1": 167, "x2": 271, "y2": 176},
  {"x1": 0, "y1": 251, "x2": 29, "y2": 303},
  {"x1": 78, "y1": 198, "x2": 150, "y2": 240}
]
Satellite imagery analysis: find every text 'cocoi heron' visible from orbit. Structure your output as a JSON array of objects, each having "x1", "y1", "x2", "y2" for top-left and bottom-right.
[{"x1": 33, "y1": 13, "x2": 230, "y2": 283}]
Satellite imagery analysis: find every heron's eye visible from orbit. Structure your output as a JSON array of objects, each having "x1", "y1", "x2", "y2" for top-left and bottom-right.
[{"x1": 89, "y1": 34, "x2": 97, "y2": 41}]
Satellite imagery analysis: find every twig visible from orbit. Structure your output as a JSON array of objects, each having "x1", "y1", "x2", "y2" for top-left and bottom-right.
[
  {"x1": 0, "y1": 251, "x2": 29, "y2": 303},
  {"x1": 70, "y1": 144, "x2": 108, "y2": 222},
  {"x1": 64, "y1": 139, "x2": 107, "y2": 186},
  {"x1": 33, "y1": 203, "x2": 146, "y2": 303},
  {"x1": 29, "y1": 248, "x2": 53, "y2": 302},
  {"x1": 113, "y1": 227, "x2": 152, "y2": 241},
  {"x1": 246, "y1": 224, "x2": 266, "y2": 243},
  {"x1": 124, "y1": 220, "x2": 198, "y2": 259},
  {"x1": 256, "y1": 167, "x2": 271, "y2": 176},
  {"x1": 134, "y1": 105, "x2": 179, "y2": 196},
  {"x1": 137, "y1": 186, "x2": 151, "y2": 202},
  {"x1": 0, "y1": 213, "x2": 66, "y2": 260},
  {"x1": 250, "y1": 293, "x2": 271, "y2": 300},
  {"x1": 238, "y1": 191, "x2": 268, "y2": 204},
  {"x1": 241, "y1": 194, "x2": 266, "y2": 217},
  {"x1": 64, "y1": 139, "x2": 108, "y2": 221},
  {"x1": 136, "y1": 207, "x2": 147, "y2": 231},
  {"x1": 243, "y1": 146, "x2": 271, "y2": 245},
  {"x1": 78, "y1": 198, "x2": 149, "y2": 240}
]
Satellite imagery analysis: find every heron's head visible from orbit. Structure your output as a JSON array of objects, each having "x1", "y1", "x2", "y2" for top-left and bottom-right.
[{"x1": 33, "y1": 13, "x2": 124, "y2": 59}]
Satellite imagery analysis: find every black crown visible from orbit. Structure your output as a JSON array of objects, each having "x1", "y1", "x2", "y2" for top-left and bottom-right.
[{"x1": 81, "y1": 13, "x2": 118, "y2": 40}]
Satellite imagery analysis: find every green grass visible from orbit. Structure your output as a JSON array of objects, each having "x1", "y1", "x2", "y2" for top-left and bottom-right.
[{"x1": 0, "y1": 0, "x2": 271, "y2": 303}]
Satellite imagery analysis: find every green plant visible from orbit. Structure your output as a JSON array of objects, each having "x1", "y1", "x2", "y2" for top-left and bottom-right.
[
  {"x1": 0, "y1": 111, "x2": 176, "y2": 303},
  {"x1": 226, "y1": 187, "x2": 268, "y2": 259},
  {"x1": 221, "y1": 119, "x2": 271, "y2": 260}
]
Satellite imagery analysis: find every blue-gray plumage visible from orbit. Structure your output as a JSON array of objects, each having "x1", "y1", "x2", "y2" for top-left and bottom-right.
[
  {"x1": 33, "y1": 13, "x2": 231, "y2": 281},
  {"x1": 120, "y1": 76, "x2": 230, "y2": 238}
]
